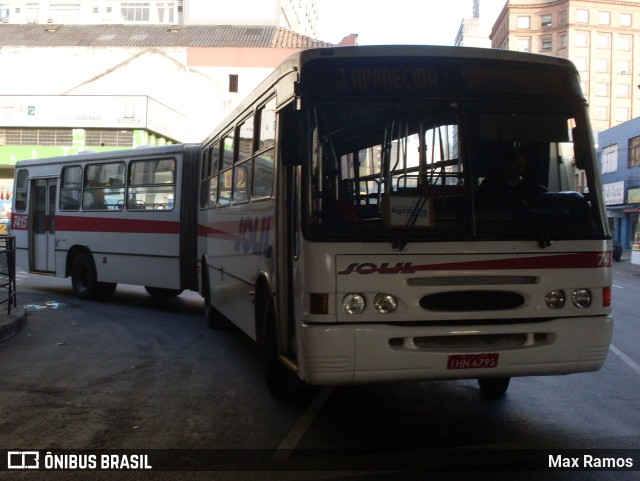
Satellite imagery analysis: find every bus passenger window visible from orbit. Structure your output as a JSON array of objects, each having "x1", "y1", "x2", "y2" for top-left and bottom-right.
[
  {"x1": 14, "y1": 169, "x2": 29, "y2": 212},
  {"x1": 60, "y1": 165, "x2": 82, "y2": 211},
  {"x1": 83, "y1": 162, "x2": 125, "y2": 211},
  {"x1": 218, "y1": 170, "x2": 232, "y2": 207},
  {"x1": 253, "y1": 98, "x2": 276, "y2": 200},
  {"x1": 128, "y1": 158, "x2": 176, "y2": 210},
  {"x1": 232, "y1": 163, "x2": 251, "y2": 204}
]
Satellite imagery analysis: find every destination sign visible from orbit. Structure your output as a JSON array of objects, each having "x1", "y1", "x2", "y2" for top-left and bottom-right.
[{"x1": 298, "y1": 57, "x2": 581, "y2": 100}]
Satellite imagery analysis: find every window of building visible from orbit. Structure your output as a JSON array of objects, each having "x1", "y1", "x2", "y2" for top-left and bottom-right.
[
  {"x1": 574, "y1": 57, "x2": 588, "y2": 71},
  {"x1": 516, "y1": 16, "x2": 530, "y2": 29},
  {"x1": 541, "y1": 14, "x2": 552, "y2": 28},
  {"x1": 0, "y1": 4, "x2": 9, "y2": 20},
  {"x1": 559, "y1": 33, "x2": 568, "y2": 49},
  {"x1": 596, "y1": 33, "x2": 610, "y2": 49},
  {"x1": 157, "y1": 1, "x2": 175, "y2": 23},
  {"x1": 229, "y1": 74, "x2": 239, "y2": 93},
  {"x1": 121, "y1": 2, "x2": 150, "y2": 22},
  {"x1": 575, "y1": 31, "x2": 589, "y2": 48},
  {"x1": 560, "y1": 10, "x2": 568, "y2": 25},
  {"x1": 85, "y1": 129, "x2": 134, "y2": 147},
  {"x1": 602, "y1": 144, "x2": 618, "y2": 174},
  {"x1": 516, "y1": 37, "x2": 531, "y2": 52},
  {"x1": 595, "y1": 58, "x2": 609, "y2": 73},
  {"x1": 25, "y1": 4, "x2": 39, "y2": 22},
  {"x1": 618, "y1": 60, "x2": 630, "y2": 75},
  {"x1": 618, "y1": 35, "x2": 632, "y2": 51},
  {"x1": 593, "y1": 106, "x2": 609, "y2": 121},
  {"x1": 541, "y1": 36, "x2": 553, "y2": 52},
  {"x1": 617, "y1": 84, "x2": 630, "y2": 99},
  {"x1": 598, "y1": 11, "x2": 611, "y2": 25},
  {"x1": 576, "y1": 9, "x2": 589, "y2": 23},
  {"x1": 629, "y1": 136, "x2": 640, "y2": 168},
  {"x1": 49, "y1": 3, "x2": 81, "y2": 23},
  {"x1": 616, "y1": 107, "x2": 630, "y2": 123},
  {"x1": 0, "y1": 128, "x2": 73, "y2": 145},
  {"x1": 595, "y1": 82, "x2": 608, "y2": 97},
  {"x1": 620, "y1": 12, "x2": 632, "y2": 27}
]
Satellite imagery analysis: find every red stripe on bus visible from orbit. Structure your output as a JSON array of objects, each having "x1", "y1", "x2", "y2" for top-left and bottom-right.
[
  {"x1": 55, "y1": 215, "x2": 180, "y2": 234},
  {"x1": 408, "y1": 252, "x2": 610, "y2": 270}
]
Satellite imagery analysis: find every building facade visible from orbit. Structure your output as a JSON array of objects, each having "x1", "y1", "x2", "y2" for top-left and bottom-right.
[
  {"x1": 490, "y1": 0, "x2": 640, "y2": 134},
  {"x1": 598, "y1": 117, "x2": 640, "y2": 257},
  {"x1": 0, "y1": 0, "x2": 318, "y2": 37}
]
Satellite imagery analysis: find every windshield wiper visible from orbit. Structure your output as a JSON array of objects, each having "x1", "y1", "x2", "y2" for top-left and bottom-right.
[
  {"x1": 392, "y1": 194, "x2": 429, "y2": 251},
  {"x1": 517, "y1": 194, "x2": 552, "y2": 249}
]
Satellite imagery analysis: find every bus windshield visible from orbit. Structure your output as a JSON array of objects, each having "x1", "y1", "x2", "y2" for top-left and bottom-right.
[{"x1": 305, "y1": 97, "x2": 605, "y2": 246}]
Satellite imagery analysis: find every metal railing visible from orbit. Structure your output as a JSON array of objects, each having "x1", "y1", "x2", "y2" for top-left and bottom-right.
[{"x1": 0, "y1": 235, "x2": 17, "y2": 315}]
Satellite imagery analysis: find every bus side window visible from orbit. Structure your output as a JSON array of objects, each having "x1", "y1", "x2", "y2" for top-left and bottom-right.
[
  {"x1": 14, "y1": 169, "x2": 29, "y2": 212},
  {"x1": 233, "y1": 115, "x2": 254, "y2": 204},
  {"x1": 128, "y1": 158, "x2": 176, "y2": 211},
  {"x1": 253, "y1": 98, "x2": 276, "y2": 200},
  {"x1": 83, "y1": 162, "x2": 125, "y2": 211},
  {"x1": 60, "y1": 165, "x2": 82, "y2": 211}
]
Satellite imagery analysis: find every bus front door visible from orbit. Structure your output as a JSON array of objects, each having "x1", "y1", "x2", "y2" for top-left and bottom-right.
[{"x1": 31, "y1": 179, "x2": 57, "y2": 273}]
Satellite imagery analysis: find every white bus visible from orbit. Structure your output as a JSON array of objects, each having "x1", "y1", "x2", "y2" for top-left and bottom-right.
[
  {"x1": 198, "y1": 45, "x2": 613, "y2": 397},
  {"x1": 12, "y1": 144, "x2": 201, "y2": 300}
]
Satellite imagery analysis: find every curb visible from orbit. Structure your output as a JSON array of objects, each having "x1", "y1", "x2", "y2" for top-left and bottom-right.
[{"x1": 0, "y1": 308, "x2": 28, "y2": 342}]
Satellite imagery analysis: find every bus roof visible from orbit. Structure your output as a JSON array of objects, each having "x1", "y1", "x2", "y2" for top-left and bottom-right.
[
  {"x1": 202, "y1": 45, "x2": 579, "y2": 146},
  {"x1": 14, "y1": 143, "x2": 199, "y2": 169}
]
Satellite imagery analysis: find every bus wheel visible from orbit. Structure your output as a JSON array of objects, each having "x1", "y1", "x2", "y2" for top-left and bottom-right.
[
  {"x1": 264, "y1": 303, "x2": 300, "y2": 396},
  {"x1": 478, "y1": 377, "x2": 510, "y2": 398},
  {"x1": 144, "y1": 286, "x2": 183, "y2": 298},
  {"x1": 71, "y1": 252, "x2": 116, "y2": 301}
]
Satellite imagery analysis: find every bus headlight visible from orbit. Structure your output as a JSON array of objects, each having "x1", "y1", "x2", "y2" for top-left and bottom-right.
[
  {"x1": 545, "y1": 290, "x2": 566, "y2": 309},
  {"x1": 342, "y1": 293, "x2": 366, "y2": 314},
  {"x1": 571, "y1": 288, "x2": 592, "y2": 308},
  {"x1": 373, "y1": 294, "x2": 398, "y2": 313}
]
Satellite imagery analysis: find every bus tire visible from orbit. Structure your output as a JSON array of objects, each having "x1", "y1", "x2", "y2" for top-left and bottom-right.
[
  {"x1": 478, "y1": 377, "x2": 510, "y2": 398},
  {"x1": 144, "y1": 286, "x2": 183, "y2": 298},
  {"x1": 264, "y1": 301, "x2": 300, "y2": 396},
  {"x1": 71, "y1": 252, "x2": 116, "y2": 301}
]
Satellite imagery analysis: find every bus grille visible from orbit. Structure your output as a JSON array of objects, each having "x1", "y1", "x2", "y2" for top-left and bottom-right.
[{"x1": 419, "y1": 290, "x2": 524, "y2": 311}]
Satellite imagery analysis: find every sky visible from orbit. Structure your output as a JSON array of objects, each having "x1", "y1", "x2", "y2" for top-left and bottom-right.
[{"x1": 316, "y1": 0, "x2": 505, "y2": 46}]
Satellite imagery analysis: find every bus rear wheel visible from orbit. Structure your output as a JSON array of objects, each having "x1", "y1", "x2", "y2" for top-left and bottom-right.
[
  {"x1": 144, "y1": 286, "x2": 183, "y2": 298},
  {"x1": 71, "y1": 252, "x2": 116, "y2": 301},
  {"x1": 478, "y1": 377, "x2": 510, "y2": 398}
]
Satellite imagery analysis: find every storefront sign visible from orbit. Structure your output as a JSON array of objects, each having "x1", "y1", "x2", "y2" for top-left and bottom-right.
[{"x1": 603, "y1": 181, "x2": 625, "y2": 205}]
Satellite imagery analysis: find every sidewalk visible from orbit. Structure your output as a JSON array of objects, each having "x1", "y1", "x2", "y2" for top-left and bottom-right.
[
  {"x1": 612, "y1": 251, "x2": 640, "y2": 276},
  {"x1": 0, "y1": 307, "x2": 27, "y2": 342}
]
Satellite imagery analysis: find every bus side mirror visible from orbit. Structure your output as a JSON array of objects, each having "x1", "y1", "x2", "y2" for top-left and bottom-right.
[
  {"x1": 572, "y1": 127, "x2": 591, "y2": 171},
  {"x1": 280, "y1": 106, "x2": 303, "y2": 166}
]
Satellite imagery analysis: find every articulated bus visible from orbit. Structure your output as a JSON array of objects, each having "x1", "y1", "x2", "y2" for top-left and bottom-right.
[
  {"x1": 199, "y1": 45, "x2": 613, "y2": 396},
  {"x1": 12, "y1": 144, "x2": 201, "y2": 300}
]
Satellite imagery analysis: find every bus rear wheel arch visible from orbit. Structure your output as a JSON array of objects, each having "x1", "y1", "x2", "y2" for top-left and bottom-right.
[{"x1": 70, "y1": 251, "x2": 116, "y2": 301}]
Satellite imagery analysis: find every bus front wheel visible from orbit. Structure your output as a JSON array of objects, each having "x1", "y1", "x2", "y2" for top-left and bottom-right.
[
  {"x1": 71, "y1": 252, "x2": 116, "y2": 301},
  {"x1": 263, "y1": 302, "x2": 300, "y2": 396},
  {"x1": 477, "y1": 377, "x2": 510, "y2": 398}
]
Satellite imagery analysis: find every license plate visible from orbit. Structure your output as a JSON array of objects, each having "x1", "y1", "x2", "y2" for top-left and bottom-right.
[{"x1": 447, "y1": 353, "x2": 499, "y2": 370}]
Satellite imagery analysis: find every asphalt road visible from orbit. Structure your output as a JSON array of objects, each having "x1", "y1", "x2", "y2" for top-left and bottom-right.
[{"x1": 1, "y1": 265, "x2": 639, "y2": 481}]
